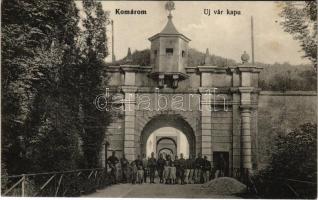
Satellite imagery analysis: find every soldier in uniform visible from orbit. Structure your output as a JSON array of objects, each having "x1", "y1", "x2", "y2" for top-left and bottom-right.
[
  {"x1": 178, "y1": 153, "x2": 186, "y2": 184},
  {"x1": 157, "y1": 153, "x2": 165, "y2": 183},
  {"x1": 131, "y1": 161, "x2": 138, "y2": 184},
  {"x1": 172, "y1": 155, "x2": 179, "y2": 184},
  {"x1": 185, "y1": 154, "x2": 195, "y2": 184},
  {"x1": 164, "y1": 154, "x2": 172, "y2": 184},
  {"x1": 203, "y1": 155, "x2": 211, "y2": 183},
  {"x1": 108, "y1": 151, "x2": 119, "y2": 184},
  {"x1": 135, "y1": 155, "x2": 144, "y2": 184},
  {"x1": 148, "y1": 152, "x2": 157, "y2": 183},
  {"x1": 120, "y1": 154, "x2": 129, "y2": 183},
  {"x1": 215, "y1": 153, "x2": 227, "y2": 178},
  {"x1": 142, "y1": 153, "x2": 148, "y2": 183},
  {"x1": 194, "y1": 153, "x2": 205, "y2": 183}
]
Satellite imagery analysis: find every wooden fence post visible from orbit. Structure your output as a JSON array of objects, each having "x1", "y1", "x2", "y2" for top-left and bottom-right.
[{"x1": 21, "y1": 174, "x2": 25, "y2": 197}]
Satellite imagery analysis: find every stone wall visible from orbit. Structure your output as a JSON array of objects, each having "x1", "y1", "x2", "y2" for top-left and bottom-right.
[{"x1": 257, "y1": 91, "x2": 317, "y2": 169}]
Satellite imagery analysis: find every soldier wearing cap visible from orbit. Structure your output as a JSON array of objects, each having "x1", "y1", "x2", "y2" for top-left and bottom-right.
[
  {"x1": 157, "y1": 153, "x2": 166, "y2": 183},
  {"x1": 148, "y1": 152, "x2": 157, "y2": 183},
  {"x1": 178, "y1": 153, "x2": 187, "y2": 184},
  {"x1": 194, "y1": 153, "x2": 205, "y2": 183},
  {"x1": 120, "y1": 154, "x2": 129, "y2": 183},
  {"x1": 142, "y1": 153, "x2": 148, "y2": 183},
  {"x1": 185, "y1": 154, "x2": 195, "y2": 184},
  {"x1": 203, "y1": 155, "x2": 211, "y2": 183}
]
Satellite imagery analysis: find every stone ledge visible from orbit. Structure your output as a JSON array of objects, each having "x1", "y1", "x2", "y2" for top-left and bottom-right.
[{"x1": 260, "y1": 91, "x2": 317, "y2": 96}]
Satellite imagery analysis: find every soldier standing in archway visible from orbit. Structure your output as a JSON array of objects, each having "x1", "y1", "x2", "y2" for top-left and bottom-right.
[
  {"x1": 172, "y1": 155, "x2": 179, "y2": 184},
  {"x1": 179, "y1": 153, "x2": 186, "y2": 184},
  {"x1": 135, "y1": 155, "x2": 144, "y2": 184},
  {"x1": 157, "y1": 153, "x2": 165, "y2": 183},
  {"x1": 185, "y1": 154, "x2": 195, "y2": 184},
  {"x1": 194, "y1": 153, "x2": 204, "y2": 183},
  {"x1": 142, "y1": 153, "x2": 148, "y2": 183},
  {"x1": 164, "y1": 154, "x2": 172, "y2": 184},
  {"x1": 148, "y1": 152, "x2": 157, "y2": 183}
]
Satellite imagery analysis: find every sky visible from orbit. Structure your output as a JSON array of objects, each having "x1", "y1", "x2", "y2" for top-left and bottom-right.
[{"x1": 77, "y1": 1, "x2": 311, "y2": 65}]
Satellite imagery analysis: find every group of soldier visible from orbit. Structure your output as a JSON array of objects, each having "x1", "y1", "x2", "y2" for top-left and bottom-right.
[{"x1": 107, "y1": 151, "x2": 225, "y2": 185}]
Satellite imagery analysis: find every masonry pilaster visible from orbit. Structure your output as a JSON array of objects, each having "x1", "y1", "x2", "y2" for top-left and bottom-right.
[
  {"x1": 230, "y1": 68, "x2": 241, "y2": 177},
  {"x1": 121, "y1": 64, "x2": 139, "y2": 162},
  {"x1": 238, "y1": 53, "x2": 255, "y2": 174},
  {"x1": 199, "y1": 87, "x2": 212, "y2": 161}
]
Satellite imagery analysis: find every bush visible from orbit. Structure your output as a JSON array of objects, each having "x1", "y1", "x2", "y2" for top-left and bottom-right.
[{"x1": 253, "y1": 123, "x2": 317, "y2": 198}]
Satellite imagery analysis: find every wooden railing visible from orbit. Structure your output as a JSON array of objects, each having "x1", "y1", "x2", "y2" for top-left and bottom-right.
[
  {"x1": 231, "y1": 168, "x2": 317, "y2": 198},
  {"x1": 248, "y1": 175, "x2": 317, "y2": 199},
  {"x1": 1, "y1": 168, "x2": 111, "y2": 197}
]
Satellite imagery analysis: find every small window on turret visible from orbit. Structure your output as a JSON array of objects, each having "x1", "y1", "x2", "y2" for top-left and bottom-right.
[
  {"x1": 182, "y1": 50, "x2": 186, "y2": 57},
  {"x1": 154, "y1": 50, "x2": 157, "y2": 57},
  {"x1": 166, "y1": 48, "x2": 173, "y2": 56}
]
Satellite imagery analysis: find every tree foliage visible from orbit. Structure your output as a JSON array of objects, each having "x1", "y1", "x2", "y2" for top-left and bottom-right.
[
  {"x1": 187, "y1": 48, "x2": 236, "y2": 67},
  {"x1": 1, "y1": 0, "x2": 111, "y2": 175},
  {"x1": 2, "y1": 0, "x2": 82, "y2": 174},
  {"x1": 112, "y1": 48, "x2": 236, "y2": 67},
  {"x1": 77, "y1": 0, "x2": 112, "y2": 168},
  {"x1": 279, "y1": 1, "x2": 317, "y2": 69},
  {"x1": 254, "y1": 123, "x2": 317, "y2": 198}
]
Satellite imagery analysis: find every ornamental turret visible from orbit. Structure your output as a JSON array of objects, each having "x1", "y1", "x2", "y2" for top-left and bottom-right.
[{"x1": 149, "y1": 1, "x2": 190, "y2": 88}]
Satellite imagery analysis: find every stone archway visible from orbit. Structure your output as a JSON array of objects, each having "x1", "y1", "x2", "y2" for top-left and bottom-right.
[
  {"x1": 140, "y1": 114, "x2": 196, "y2": 157},
  {"x1": 158, "y1": 147, "x2": 174, "y2": 158},
  {"x1": 156, "y1": 137, "x2": 177, "y2": 157}
]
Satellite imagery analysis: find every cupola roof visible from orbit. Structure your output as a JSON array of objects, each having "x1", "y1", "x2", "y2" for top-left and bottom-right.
[{"x1": 148, "y1": 15, "x2": 191, "y2": 42}]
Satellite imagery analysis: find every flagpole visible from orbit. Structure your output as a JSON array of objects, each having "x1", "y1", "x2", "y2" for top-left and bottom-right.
[{"x1": 251, "y1": 16, "x2": 255, "y2": 65}]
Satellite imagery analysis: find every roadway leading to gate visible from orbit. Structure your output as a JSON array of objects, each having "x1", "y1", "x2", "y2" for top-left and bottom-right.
[{"x1": 83, "y1": 183, "x2": 240, "y2": 198}]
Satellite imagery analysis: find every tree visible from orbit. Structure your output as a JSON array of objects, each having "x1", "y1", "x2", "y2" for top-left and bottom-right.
[
  {"x1": 187, "y1": 48, "x2": 236, "y2": 67},
  {"x1": 1, "y1": 0, "x2": 82, "y2": 174},
  {"x1": 254, "y1": 123, "x2": 317, "y2": 198},
  {"x1": 279, "y1": 1, "x2": 317, "y2": 70},
  {"x1": 77, "y1": 0, "x2": 112, "y2": 168}
]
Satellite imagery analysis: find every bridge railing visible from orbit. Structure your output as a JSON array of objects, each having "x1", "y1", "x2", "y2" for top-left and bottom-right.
[{"x1": 1, "y1": 168, "x2": 112, "y2": 197}]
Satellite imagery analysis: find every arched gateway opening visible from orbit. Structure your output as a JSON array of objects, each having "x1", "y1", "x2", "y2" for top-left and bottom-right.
[
  {"x1": 140, "y1": 114, "x2": 195, "y2": 158},
  {"x1": 146, "y1": 127, "x2": 189, "y2": 158}
]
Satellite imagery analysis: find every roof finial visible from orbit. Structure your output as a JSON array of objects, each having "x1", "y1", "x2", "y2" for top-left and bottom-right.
[
  {"x1": 165, "y1": 0, "x2": 175, "y2": 19},
  {"x1": 241, "y1": 51, "x2": 250, "y2": 64},
  {"x1": 125, "y1": 47, "x2": 133, "y2": 63},
  {"x1": 204, "y1": 48, "x2": 211, "y2": 65}
]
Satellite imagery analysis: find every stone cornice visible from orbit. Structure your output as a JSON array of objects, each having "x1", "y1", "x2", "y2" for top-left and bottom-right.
[
  {"x1": 239, "y1": 87, "x2": 254, "y2": 93},
  {"x1": 121, "y1": 65, "x2": 152, "y2": 73},
  {"x1": 260, "y1": 91, "x2": 317, "y2": 96},
  {"x1": 231, "y1": 87, "x2": 261, "y2": 94},
  {"x1": 198, "y1": 87, "x2": 233, "y2": 94},
  {"x1": 121, "y1": 86, "x2": 138, "y2": 93},
  {"x1": 104, "y1": 65, "x2": 121, "y2": 72},
  {"x1": 186, "y1": 65, "x2": 263, "y2": 74},
  {"x1": 239, "y1": 104, "x2": 257, "y2": 111},
  {"x1": 137, "y1": 87, "x2": 199, "y2": 94},
  {"x1": 185, "y1": 67, "x2": 197, "y2": 73},
  {"x1": 107, "y1": 85, "x2": 263, "y2": 95},
  {"x1": 148, "y1": 72, "x2": 189, "y2": 80},
  {"x1": 197, "y1": 66, "x2": 228, "y2": 74},
  {"x1": 237, "y1": 64, "x2": 263, "y2": 73},
  {"x1": 104, "y1": 86, "x2": 123, "y2": 93},
  {"x1": 104, "y1": 65, "x2": 152, "y2": 73}
]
